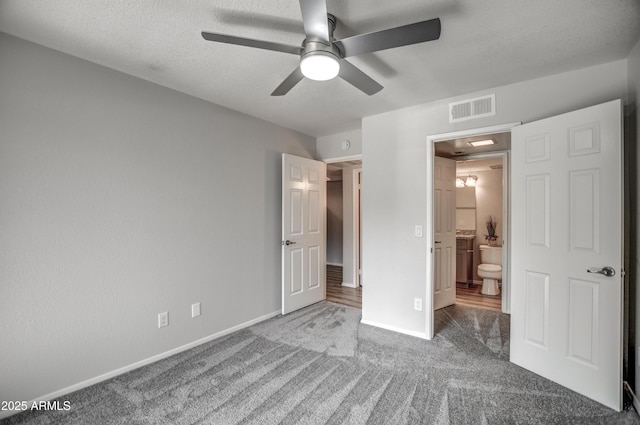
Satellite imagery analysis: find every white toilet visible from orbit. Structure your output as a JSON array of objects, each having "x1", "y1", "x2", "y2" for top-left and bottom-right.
[{"x1": 478, "y1": 245, "x2": 502, "y2": 295}]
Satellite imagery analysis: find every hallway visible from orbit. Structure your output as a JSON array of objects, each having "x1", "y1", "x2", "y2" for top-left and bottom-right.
[{"x1": 326, "y1": 265, "x2": 362, "y2": 309}]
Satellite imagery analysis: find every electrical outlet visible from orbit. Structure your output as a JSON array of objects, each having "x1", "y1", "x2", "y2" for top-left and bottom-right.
[
  {"x1": 414, "y1": 298, "x2": 423, "y2": 311},
  {"x1": 158, "y1": 311, "x2": 169, "y2": 328},
  {"x1": 192, "y1": 302, "x2": 201, "y2": 318}
]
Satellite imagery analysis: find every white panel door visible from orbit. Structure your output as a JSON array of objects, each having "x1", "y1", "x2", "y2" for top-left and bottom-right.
[
  {"x1": 434, "y1": 156, "x2": 457, "y2": 310},
  {"x1": 510, "y1": 100, "x2": 623, "y2": 410},
  {"x1": 282, "y1": 154, "x2": 326, "y2": 315}
]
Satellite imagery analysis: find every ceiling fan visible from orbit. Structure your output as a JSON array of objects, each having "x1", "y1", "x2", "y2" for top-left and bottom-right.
[{"x1": 201, "y1": 0, "x2": 441, "y2": 96}]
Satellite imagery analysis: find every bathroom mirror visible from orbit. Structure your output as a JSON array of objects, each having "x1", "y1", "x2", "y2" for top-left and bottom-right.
[
  {"x1": 456, "y1": 186, "x2": 476, "y2": 230},
  {"x1": 456, "y1": 187, "x2": 476, "y2": 208},
  {"x1": 456, "y1": 209, "x2": 476, "y2": 230}
]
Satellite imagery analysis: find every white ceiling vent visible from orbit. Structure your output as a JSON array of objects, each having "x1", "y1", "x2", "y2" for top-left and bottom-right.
[{"x1": 449, "y1": 94, "x2": 496, "y2": 123}]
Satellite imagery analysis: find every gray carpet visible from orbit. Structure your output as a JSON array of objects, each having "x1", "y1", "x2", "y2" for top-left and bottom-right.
[{"x1": 3, "y1": 302, "x2": 639, "y2": 424}]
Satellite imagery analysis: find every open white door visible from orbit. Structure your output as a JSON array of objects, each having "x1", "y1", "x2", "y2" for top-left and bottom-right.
[
  {"x1": 282, "y1": 154, "x2": 326, "y2": 315},
  {"x1": 510, "y1": 100, "x2": 623, "y2": 410},
  {"x1": 434, "y1": 156, "x2": 457, "y2": 310}
]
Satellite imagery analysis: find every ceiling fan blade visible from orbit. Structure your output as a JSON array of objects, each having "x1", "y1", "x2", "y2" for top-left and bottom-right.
[
  {"x1": 299, "y1": 0, "x2": 330, "y2": 44},
  {"x1": 271, "y1": 67, "x2": 305, "y2": 96},
  {"x1": 201, "y1": 32, "x2": 302, "y2": 55},
  {"x1": 339, "y1": 59, "x2": 383, "y2": 95},
  {"x1": 334, "y1": 18, "x2": 441, "y2": 58}
]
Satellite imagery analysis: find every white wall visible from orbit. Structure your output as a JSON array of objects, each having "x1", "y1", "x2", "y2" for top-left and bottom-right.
[
  {"x1": 362, "y1": 60, "x2": 629, "y2": 336},
  {"x1": 0, "y1": 33, "x2": 316, "y2": 409},
  {"x1": 627, "y1": 37, "x2": 640, "y2": 407},
  {"x1": 316, "y1": 129, "x2": 362, "y2": 161}
]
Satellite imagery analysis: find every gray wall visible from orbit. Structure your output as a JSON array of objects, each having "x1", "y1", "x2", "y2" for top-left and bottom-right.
[
  {"x1": 361, "y1": 60, "x2": 628, "y2": 336},
  {"x1": 0, "y1": 33, "x2": 315, "y2": 406},
  {"x1": 326, "y1": 181, "x2": 343, "y2": 265}
]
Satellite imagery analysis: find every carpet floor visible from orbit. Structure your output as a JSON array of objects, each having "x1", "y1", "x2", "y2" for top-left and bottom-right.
[{"x1": 4, "y1": 302, "x2": 639, "y2": 424}]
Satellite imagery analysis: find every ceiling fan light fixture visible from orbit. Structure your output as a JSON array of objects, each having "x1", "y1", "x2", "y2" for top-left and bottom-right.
[{"x1": 300, "y1": 51, "x2": 340, "y2": 81}]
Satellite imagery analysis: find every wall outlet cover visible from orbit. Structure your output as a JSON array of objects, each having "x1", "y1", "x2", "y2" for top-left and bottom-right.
[
  {"x1": 414, "y1": 298, "x2": 423, "y2": 311},
  {"x1": 158, "y1": 311, "x2": 169, "y2": 328}
]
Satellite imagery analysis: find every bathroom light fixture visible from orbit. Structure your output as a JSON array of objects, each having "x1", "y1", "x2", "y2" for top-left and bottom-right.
[
  {"x1": 468, "y1": 139, "x2": 495, "y2": 147},
  {"x1": 300, "y1": 51, "x2": 340, "y2": 81},
  {"x1": 456, "y1": 175, "x2": 479, "y2": 187}
]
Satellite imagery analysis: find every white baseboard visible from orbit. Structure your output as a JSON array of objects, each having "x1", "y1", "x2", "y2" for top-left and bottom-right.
[
  {"x1": 326, "y1": 262, "x2": 343, "y2": 267},
  {"x1": 342, "y1": 281, "x2": 356, "y2": 288},
  {"x1": 360, "y1": 319, "x2": 427, "y2": 340},
  {"x1": 0, "y1": 309, "x2": 280, "y2": 420}
]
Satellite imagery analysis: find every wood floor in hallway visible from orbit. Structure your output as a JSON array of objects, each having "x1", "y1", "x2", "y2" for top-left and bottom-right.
[
  {"x1": 326, "y1": 265, "x2": 499, "y2": 312},
  {"x1": 326, "y1": 265, "x2": 362, "y2": 309}
]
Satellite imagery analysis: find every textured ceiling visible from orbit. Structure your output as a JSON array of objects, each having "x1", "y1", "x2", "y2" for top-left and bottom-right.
[{"x1": 1, "y1": 0, "x2": 639, "y2": 137}]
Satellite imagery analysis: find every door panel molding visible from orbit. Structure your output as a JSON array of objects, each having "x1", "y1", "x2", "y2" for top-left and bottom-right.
[
  {"x1": 282, "y1": 154, "x2": 327, "y2": 315},
  {"x1": 510, "y1": 99, "x2": 622, "y2": 411}
]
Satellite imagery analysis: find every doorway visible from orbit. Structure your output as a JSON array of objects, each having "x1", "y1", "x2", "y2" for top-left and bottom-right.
[
  {"x1": 426, "y1": 123, "x2": 519, "y2": 338},
  {"x1": 431, "y1": 130, "x2": 512, "y2": 314},
  {"x1": 426, "y1": 102, "x2": 624, "y2": 410},
  {"x1": 453, "y1": 154, "x2": 507, "y2": 312},
  {"x1": 325, "y1": 158, "x2": 363, "y2": 308}
]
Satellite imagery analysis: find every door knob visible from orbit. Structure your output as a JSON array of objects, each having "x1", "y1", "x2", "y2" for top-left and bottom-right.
[
  {"x1": 587, "y1": 266, "x2": 616, "y2": 277},
  {"x1": 284, "y1": 240, "x2": 296, "y2": 246}
]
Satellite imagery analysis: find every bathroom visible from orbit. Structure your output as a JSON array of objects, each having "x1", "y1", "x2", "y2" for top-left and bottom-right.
[{"x1": 455, "y1": 155, "x2": 505, "y2": 310}]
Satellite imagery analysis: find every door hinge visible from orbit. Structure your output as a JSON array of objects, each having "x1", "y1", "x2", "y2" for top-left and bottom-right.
[{"x1": 621, "y1": 268, "x2": 626, "y2": 277}]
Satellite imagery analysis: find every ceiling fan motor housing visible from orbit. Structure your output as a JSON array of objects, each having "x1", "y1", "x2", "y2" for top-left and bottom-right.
[
  {"x1": 300, "y1": 14, "x2": 341, "y2": 59},
  {"x1": 299, "y1": 15, "x2": 341, "y2": 81}
]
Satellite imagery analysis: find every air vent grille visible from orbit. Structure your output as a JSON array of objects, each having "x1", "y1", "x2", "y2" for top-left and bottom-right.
[
  {"x1": 489, "y1": 164, "x2": 503, "y2": 170},
  {"x1": 449, "y1": 94, "x2": 496, "y2": 123}
]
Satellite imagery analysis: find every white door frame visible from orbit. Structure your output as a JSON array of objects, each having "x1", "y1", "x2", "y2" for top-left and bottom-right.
[
  {"x1": 354, "y1": 168, "x2": 362, "y2": 287},
  {"x1": 426, "y1": 122, "x2": 520, "y2": 339}
]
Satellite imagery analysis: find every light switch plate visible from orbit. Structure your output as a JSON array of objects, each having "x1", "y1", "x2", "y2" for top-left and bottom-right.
[{"x1": 414, "y1": 225, "x2": 423, "y2": 237}]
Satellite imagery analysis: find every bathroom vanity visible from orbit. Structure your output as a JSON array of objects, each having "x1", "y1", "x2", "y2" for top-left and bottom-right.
[{"x1": 456, "y1": 236, "x2": 475, "y2": 287}]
